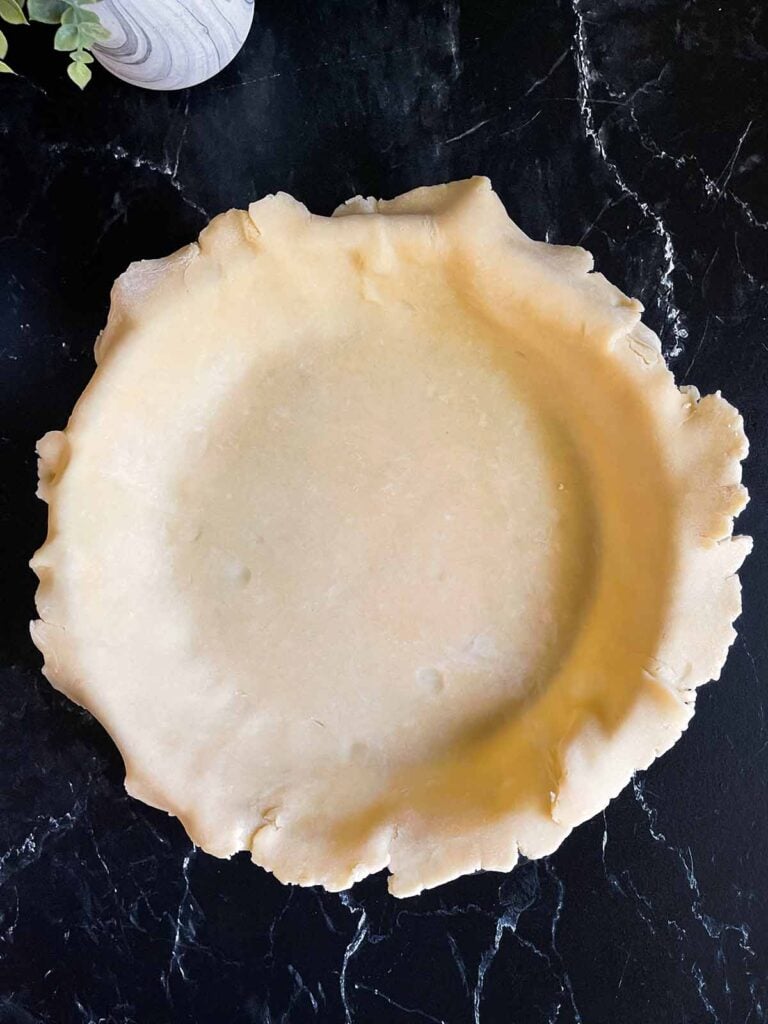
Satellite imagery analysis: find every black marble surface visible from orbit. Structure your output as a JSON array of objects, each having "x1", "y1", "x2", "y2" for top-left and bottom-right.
[{"x1": 1, "y1": 1, "x2": 767, "y2": 1021}]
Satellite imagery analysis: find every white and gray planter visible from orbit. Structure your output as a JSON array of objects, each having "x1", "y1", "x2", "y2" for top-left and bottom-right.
[{"x1": 92, "y1": 0, "x2": 255, "y2": 91}]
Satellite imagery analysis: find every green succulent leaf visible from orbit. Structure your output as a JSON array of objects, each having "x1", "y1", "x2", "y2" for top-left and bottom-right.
[
  {"x1": 0, "y1": 58, "x2": 14, "y2": 72},
  {"x1": 71, "y1": 46, "x2": 92, "y2": 62},
  {"x1": 53, "y1": 21, "x2": 78, "y2": 49},
  {"x1": 0, "y1": 26, "x2": 7, "y2": 57},
  {"x1": 81, "y1": 21, "x2": 107, "y2": 40},
  {"x1": 0, "y1": 0, "x2": 28, "y2": 26},
  {"x1": 27, "y1": 0, "x2": 67, "y2": 23},
  {"x1": 67, "y1": 53, "x2": 90, "y2": 88},
  {"x1": 64, "y1": 2, "x2": 100, "y2": 18},
  {"x1": 62, "y1": 6, "x2": 91, "y2": 25}
]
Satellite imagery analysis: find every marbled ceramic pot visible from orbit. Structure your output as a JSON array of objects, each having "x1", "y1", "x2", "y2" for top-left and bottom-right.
[{"x1": 92, "y1": 0, "x2": 255, "y2": 90}]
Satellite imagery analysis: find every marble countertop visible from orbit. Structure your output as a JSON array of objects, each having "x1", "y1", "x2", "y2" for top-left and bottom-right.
[{"x1": 1, "y1": 1, "x2": 766, "y2": 1021}]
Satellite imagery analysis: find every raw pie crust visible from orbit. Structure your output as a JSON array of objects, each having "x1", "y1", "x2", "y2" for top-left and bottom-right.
[{"x1": 31, "y1": 178, "x2": 750, "y2": 897}]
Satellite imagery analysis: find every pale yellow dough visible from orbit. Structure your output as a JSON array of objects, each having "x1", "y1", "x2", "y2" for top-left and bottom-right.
[{"x1": 31, "y1": 178, "x2": 750, "y2": 896}]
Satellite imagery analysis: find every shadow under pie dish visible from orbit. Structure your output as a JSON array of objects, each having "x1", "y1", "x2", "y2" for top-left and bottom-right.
[{"x1": 30, "y1": 177, "x2": 750, "y2": 896}]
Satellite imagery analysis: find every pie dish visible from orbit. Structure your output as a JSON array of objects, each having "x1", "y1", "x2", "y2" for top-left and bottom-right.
[{"x1": 31, "y1": 178, "x2": 750, "y2": 896}]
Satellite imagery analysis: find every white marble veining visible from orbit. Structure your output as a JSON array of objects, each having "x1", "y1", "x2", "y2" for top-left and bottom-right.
[{"x1": 93, "y1": 0, "x2": 254, "y2": 91}]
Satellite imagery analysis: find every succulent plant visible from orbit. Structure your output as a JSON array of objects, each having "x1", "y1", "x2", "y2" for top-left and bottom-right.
[{"x1": 0, "y1": 0, "x2": 109, "y2": 88}]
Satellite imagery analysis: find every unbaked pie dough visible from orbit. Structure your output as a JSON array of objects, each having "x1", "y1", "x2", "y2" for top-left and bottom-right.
[{"x1": 31, "y1": 178, "x2": 750, "y2": 896}]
